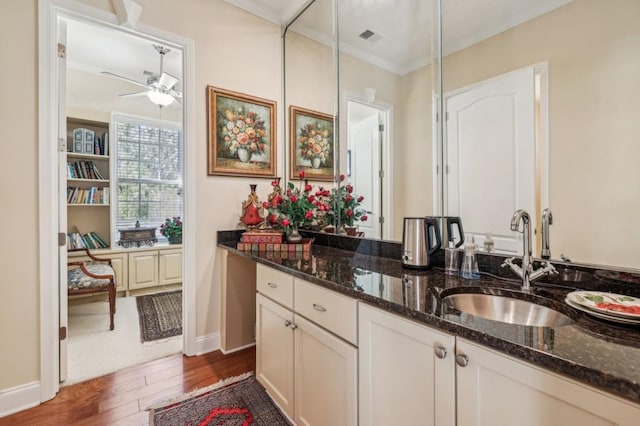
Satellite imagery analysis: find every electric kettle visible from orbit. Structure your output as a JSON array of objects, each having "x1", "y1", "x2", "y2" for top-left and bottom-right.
[
  {"x1": 402, "y1": 217, "x2": 441, "y2": 269},
  {"x1": 429, "y1": 216, "x2": 465, "y2": 248}
]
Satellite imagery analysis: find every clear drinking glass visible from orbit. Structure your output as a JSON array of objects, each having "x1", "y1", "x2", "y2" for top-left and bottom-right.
[{"x1": 444, "y1": 247, "x2": 459, "y2": 275}]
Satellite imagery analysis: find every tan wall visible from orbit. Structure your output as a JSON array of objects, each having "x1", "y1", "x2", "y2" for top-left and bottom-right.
[
  {"x1": 0, "y1": 0, "x2": 40, "y2": 390},
  {"x1": 442, "y1": 0, "x2": 640, "y2": 268},
  {"x1": 0, "y1": 0, "x2": 282, "y2": 392}
]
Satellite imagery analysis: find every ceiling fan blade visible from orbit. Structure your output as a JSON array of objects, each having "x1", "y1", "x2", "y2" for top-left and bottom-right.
[
  {"x1": 119, "y1": 91, "x2": 148, "y2": 98},
  {"x1": 169, "y1": 89, "x2": 183, "y2": 98},
  {"x1": 158, "y1": 72, "x2": 178, "y2": 90},
  {"x1": 101, "y1": 71, "x2": 150, "y2": 89}
]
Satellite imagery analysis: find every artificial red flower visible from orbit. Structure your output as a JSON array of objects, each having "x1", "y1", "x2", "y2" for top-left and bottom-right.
[
  {"x1": 308, "y1": 195, "x2": 315, "y2": 202},
  {"x1": 357, "y1": 195, "x2": 364, "y2": 202},
  {"x1": 340, "y1": 174, "x2": 345, "y2": 181},
  {"x1": 346, "y1": 184, "x2": 353, "y2": 193},
  {"x1": 299, "y1": 171, "x2": 306, "y2": 179},
  {"x1": 305, "y1": 211, "x2": 313, "y2": 219},
  {"x1": 305, "y1": 184, "x2": 312, "y2": 192},
  {"x1": 290, "y1": 195, "x2": 298, "y2": 203},
  {"x1": 281, "y1": 218, "x2": 290, "y2": 227},
  {"x1": 345, "y1": 195, "x2": 353, "y2": 203},
  {"x1": 346, "y1": 209, "x2": 354, "y2": 217},
  {"x1": 262, "y1": 201, "x2": 269, "y2": 209},
  {"x1": 361, "y1": 215, "x2": 368, "y2": 221}
]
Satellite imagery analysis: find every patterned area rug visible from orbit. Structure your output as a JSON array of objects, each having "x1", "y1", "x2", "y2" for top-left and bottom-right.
[
  {"x1": 136, "y1": 290, "x2": 182, "y2": 342},
  {"x1": 149, "y1": 372, "x2": 291, "y2": 425}
]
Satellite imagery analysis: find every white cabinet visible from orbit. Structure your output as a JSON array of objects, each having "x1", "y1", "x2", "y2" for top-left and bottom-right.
[
  {"x1": 255, "y1": 264, "x2": 358, "y2": 426},
  {"x1": 129, "y1": 247, "x2": 182, "y2": 291},
  {"x1": 128, "y1": 251, "x2": 159, "y2": 290},
  {"x1": 159, "y1": 249, "x2": 182, "y2": 285},
  {"x1": 456, "y1": 339, "x2": 640, "y2": 426},
  {"x1": 358, "y1": 303, "x2": 456, "y2": 426},
  {"x1": 256, "y1": 294, "x2": 295, "y2": 419}
]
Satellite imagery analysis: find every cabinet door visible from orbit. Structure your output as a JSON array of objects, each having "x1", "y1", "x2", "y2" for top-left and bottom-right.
[
  {"x1": 456, "y1": 339, "x2": 640, "y2": 426},
  {"x1": 108, "y1": 253, "x2": 127, "y2": 292},
  {"x1": 128, "y1": 251, "x2": 159, "y2": 290},
  {"x1": 359, "y1": 304, "x2": 455, "y2": 426},
  {"x1": 256, "y1": 294, "x2": 295, "y2": 420},
  {"x1": 294, "y1": 314, "x2": 357, "y2": 426},
  {"x1": 159, "y1": 249, "x2": 182, "y2": 285}
]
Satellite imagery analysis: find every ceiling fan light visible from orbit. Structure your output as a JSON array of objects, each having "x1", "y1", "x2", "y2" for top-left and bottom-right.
[{"x1": 147, "y1": 90, "x2": 174, "y2": 107}]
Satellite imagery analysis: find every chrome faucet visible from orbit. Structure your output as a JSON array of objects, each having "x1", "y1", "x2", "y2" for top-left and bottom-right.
[
  {"x1": 502, "y1": 209, "x2": 557, "y2": 291},
  {"x1": 541, "y1": 208, "x2": 553, "y2": 259}
]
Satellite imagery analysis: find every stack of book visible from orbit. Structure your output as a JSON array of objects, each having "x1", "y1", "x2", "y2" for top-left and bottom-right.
[
  {"x1": 67, "y1": 187, "x2": 110, "y2": 204},
  {"x1": 67, "y1": 160, "x2": 106, "y2": 180},
  {"x1": 237, "y1": 230, "x2": 313, "y2": 253},
  {"x1": 67, "y1": 231, "x2": 109, "y2": 250}
]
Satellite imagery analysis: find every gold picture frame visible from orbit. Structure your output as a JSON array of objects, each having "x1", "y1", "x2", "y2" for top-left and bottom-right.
[
  {"x1": 207, "y1": 86, "x2": 276, "y2": 177},
  {"x1": 289, "y1": 106, "x2": 335, "y2": 181}
]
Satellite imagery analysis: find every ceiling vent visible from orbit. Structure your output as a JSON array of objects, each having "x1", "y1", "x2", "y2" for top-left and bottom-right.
[
  {"x1": 359, "y1": 29, "x2": 382, "y2": 43},
  {"x1": 359, "y1": 29, "x2": 375, "y2": 40}
]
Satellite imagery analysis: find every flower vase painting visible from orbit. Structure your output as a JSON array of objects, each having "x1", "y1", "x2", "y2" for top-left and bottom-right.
[
  {"x1": 207, "y1": 86, "x2": 276, "y2": 177},
  {"x1": 289, "y1": 106, "x2": 334, "y2": 181}
]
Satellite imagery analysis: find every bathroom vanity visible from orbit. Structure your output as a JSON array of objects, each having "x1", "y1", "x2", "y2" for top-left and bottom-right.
[{"x1": 218, "y1": 231, "x2": 640, "y2": 425}]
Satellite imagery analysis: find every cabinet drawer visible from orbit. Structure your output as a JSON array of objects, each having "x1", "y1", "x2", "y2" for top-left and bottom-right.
[
  {"x1": 294, "y1": 279, "x2": 357, "y2": 345},
  {"x1": 257, "y1": 263, "x2": 294, "y2": 309}
]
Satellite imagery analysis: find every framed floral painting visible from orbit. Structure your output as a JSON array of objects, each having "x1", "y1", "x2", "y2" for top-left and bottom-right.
[
  {"x1": 289, "y1": 105, "x2": 335, "y2": 181},
  {"x1": 207, "y1": 86, "x2": 276, "y2": 177}
]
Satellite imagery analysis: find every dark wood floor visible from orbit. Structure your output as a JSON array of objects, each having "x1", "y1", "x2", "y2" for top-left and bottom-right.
[{"x1": 1, "y1": 347, "x2": 256, "y2": 426}]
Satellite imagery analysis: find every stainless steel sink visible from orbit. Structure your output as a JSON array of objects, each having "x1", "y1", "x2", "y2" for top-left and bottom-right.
[{"x1": 442, "y1": 293, "x2": 575, "y2": 327}]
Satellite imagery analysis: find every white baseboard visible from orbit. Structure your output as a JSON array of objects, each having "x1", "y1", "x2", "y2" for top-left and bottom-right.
[
  {"x1": 195, "y1": 332, "x2": 220, "y2": 356},
  {"x1": 0, "y1": 381, "x2": 40, "y2": 418},
  {"x1": 220, "y1": 342, "x2": 256, "y2": 355}
]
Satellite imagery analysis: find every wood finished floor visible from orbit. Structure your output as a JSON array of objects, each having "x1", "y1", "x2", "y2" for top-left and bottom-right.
[{"x1": 1, "y1": 347, "x2": 256, "y2": 426}]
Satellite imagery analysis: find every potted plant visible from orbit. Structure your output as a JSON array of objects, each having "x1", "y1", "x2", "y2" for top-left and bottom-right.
[
  {"x1": 327, "y1": 174, "x2": 368, "y2": 235},
  {"x1": 265, "y1": 171, "x2": 323, "y2": 242},
  {"x1": 160, "y1": 217, "x2": 182, "y2": 244}
]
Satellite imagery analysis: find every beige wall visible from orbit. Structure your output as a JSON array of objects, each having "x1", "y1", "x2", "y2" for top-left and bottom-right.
[
  {"x1": 442, "y1": 0, "x2": 640, "y2": 268},
  {"x1": 0, "y1": 0, "x2": 40, "y2": 391},
  {"x1": 0, "y1": 0, "x2": 282, "y2": 392}
]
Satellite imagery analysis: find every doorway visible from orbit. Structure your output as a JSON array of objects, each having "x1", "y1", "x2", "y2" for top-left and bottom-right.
[
  {"x1": 39, "y1": 0, "x2": 196, "y2": 401},
  {"x1": 62, "y1": 15, "x2": 186, "y2": 384},
  {"x1": 346, "y1": 97, "x2": 391, "y2": 240},
  {"x1": 442, "y1": 64, "x2": 548, "y2": 255}
]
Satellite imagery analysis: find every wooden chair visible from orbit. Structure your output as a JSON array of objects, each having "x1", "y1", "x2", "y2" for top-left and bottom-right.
[{"x1": 68, "y1": 247, "x2": 117, "y2": 330}]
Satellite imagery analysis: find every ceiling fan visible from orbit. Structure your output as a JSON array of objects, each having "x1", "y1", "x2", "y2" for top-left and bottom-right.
[{"x1": 101, "y1": 44, "x2": 182, "y2": 107}]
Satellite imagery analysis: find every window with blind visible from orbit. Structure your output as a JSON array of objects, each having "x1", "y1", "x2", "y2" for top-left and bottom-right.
[{"x1": 113, "y1": 114, "x2": 183, "y2": 243}]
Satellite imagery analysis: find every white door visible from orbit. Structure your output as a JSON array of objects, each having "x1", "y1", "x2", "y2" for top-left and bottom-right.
[
  {"x1": 348, "y1": 101, "x2": 381, "y2": 238},
  {"x1": 445, "y1": 66, "x2": 536, "y2": 254},
  {"x1": 294, "y1": 314, "x2": 357, "y2": 426},
  {"x1": 456, "y1": 339, "x2": 640, "y2": 426},
  {"x1": 359, "y1": 304, "x2": 455, "y2": 426},
  {"x1": 57, "y1": 20, "x2": 69, "y2": 382},
  {"x1": 256, "y1": 294, "x2": 295, "y2": 420}
]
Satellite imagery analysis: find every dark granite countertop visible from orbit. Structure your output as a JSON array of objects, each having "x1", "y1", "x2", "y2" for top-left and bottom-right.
[{"x1": 217, "y1": 231, "x2": 640, "y2": 405}]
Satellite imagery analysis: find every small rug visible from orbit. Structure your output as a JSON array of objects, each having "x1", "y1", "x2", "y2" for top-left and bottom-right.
[
  {"x1": 136, "y1": 290, "x2": 182, "y2": 342},
  {"x1": 149, "y1": 372, "x2": 291, "y2": 425}
]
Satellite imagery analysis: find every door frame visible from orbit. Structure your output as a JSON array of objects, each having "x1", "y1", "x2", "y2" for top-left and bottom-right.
[
  {"x1": 38, "y1": 0, "x2": 197, "y2": 402},
  {"x1": 344, "y1": 93, "x2": 393, "y2": 240}
]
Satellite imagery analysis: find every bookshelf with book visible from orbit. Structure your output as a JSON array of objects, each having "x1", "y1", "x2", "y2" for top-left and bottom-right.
[{"x1": 67, "y1": 116, "x2": 112, "y2": 249}]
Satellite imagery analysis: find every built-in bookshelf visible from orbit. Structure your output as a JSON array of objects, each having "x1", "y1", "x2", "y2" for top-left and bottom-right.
[{"x1": 67, "y1": 117, "x2": 111, "y2": 249}]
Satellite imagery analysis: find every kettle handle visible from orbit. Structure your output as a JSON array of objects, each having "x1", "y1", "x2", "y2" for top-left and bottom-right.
[
  {"x1": 424, "y1": 217, "x2": 442, "y2": 255},
  {"x1": 447, "y1": 217, "x2": 465, "y2": 248}
]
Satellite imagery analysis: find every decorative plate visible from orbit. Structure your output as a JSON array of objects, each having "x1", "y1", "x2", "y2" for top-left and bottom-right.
[
  {"x1": 566, "y1": 291, "x2": 640, "y2": 319},
  {"x1": 565, "y1": 298, "x2": 640, "y2": 325}
]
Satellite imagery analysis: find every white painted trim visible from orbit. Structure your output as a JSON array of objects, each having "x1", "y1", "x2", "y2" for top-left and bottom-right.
[
  {"x1": 195, "y1": 332, "x2": 222, "y2": 356},
  {"x1": 0, "y1": 382, "x2": 41, "y2": 418},
  {"x1": 343, "y1": 92, "x2": 394, "y2": 240},
  {"x1": 220, "y1": 342, "x2": 256, "y2": 355},
  {"x1": 38, "y1": 0, "x2": 197, "y2": 409}
]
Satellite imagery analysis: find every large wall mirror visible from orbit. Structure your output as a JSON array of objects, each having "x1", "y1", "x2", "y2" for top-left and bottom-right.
[
  {"x1": 440, "y1": 0, "x2": 640, "y2": 270},
  {"x1": 284, "y1": 0, "x2": 639, "y2": 272}
]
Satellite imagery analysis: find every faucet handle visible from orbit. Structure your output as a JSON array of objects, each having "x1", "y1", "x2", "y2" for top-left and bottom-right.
[
  {"x1": 541, "y1": 261, "x2": 558, "y2": 275},
  {"x1": 501, "y1": 257, "x2": 515, "y2": 269}
]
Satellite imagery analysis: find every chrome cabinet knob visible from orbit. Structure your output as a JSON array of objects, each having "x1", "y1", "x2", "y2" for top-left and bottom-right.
[
  {"x1": 455, "y1": 354, "x2": 469, "y2": 367},
  {"x1": 434, "y1": 346, "x2": 447, "y2": 359},
  {"x1": 284, "y1": 320, "x2": 292, "y2": 327}
]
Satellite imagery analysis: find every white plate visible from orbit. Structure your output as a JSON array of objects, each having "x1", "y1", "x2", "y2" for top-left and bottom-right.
[
  {"x1": 566, "y1": 291, "x2": 640, "y2": 319},
  {"x1": 565, "y1": 298, "x2": 640, "y2": 325}
]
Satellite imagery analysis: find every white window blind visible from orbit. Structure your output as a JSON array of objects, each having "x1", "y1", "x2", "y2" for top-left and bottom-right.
[{"x1": 112, "y1": 114, "x2": 183, "y2": 243}]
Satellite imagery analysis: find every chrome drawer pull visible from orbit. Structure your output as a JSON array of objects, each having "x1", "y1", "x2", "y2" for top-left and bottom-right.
[
  {"x1": 455, "y1": 354, "x2": 469, "y2": 367},
  {"x1": 284, "y1": 320, "x2": 292, "y2": 327},
  {"x1": 434, "y1": 346, "x2": 447, "y2": 359},
  {"x1": 267, "y1": 282, "x2": 278, "y2": 288},
  {"x1": 290, "y1": 323, "x2": 298, "y2": 330},
  {"x1": 313, "y1": 303, "x2": 327, "y2": 312}
]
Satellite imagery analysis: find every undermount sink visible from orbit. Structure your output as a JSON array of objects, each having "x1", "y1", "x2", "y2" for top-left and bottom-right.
[{"x1": 442, "y1": 293, "x2": 575, "y2": 327}]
